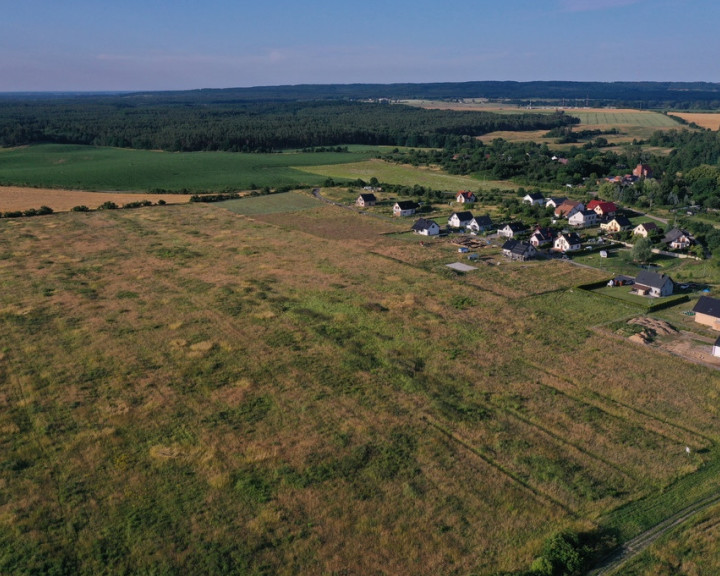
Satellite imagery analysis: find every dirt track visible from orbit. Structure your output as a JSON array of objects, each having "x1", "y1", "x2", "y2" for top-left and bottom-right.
[{"x1": 0, "y1": 186, "x2": 191, "y2": 212}]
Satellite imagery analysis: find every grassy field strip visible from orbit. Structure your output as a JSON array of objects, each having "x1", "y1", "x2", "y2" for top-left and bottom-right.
[
  {"x1": 590, "y1": 492, "x2": 720, "y2": 575},
  {"x1": 568, "y1": 111, "x2": 680, "y2": 128},
  {"x1": 421, "y1": 416, "x2": 576, "y2": 517},
  {"x1": 0, "y1": 144, "x2": 376, "y2": 191},
  {"x1": 218, "y1": 192, "x2": 321, "y2": 215},
  {"x1": 292, "y1": 158, "x2": 515, "y2": 191},
  {"x1": 599, "y1": 448, "x2": 720, "y2": 540},
  {"x1": 524, "y1": 361, "x2": 712, "y2": 448},
  {"x1": 492, "y1": 400, "x2": 640, "y2": 483},
  {"x1": 5, "y1": 364, "x2": 79, "y2": 552}
]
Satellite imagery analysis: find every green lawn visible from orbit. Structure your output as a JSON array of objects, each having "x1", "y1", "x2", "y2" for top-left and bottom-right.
[
  {"x1": 0, "y1": 144, "x2": 376, "y2": 192},
  {"x1": 294, "y1": 158, "x2": 517, "y2": 191},
  {"x1": 219, "y1": 191, "x2": 321, "y2": 215}
]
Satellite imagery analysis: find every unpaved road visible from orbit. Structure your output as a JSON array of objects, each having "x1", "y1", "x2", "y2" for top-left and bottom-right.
[{"x1": 589, "y1": 492, "x2": 720, "y2": 575}]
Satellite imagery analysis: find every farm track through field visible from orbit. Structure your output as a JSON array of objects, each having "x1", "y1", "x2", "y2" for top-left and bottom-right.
[
  {"x1": 422, "y1": 416, "x2": 576, "y2": 517},
  {"x1": 588, "y1": 492, "x2": 720, "y2": 575},
  {"x1": 523, "y1": 361, "x2": 713, "y2": 448}
]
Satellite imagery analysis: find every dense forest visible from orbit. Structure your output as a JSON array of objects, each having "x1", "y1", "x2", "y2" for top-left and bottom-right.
[{"x1": 0, "y1": 99, "x2": 577, "y2": 152}]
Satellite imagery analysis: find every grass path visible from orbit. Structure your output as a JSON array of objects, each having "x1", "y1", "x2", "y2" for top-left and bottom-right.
[{"x1": 589, "y1": 491, "x2": 720, "y2": 575}]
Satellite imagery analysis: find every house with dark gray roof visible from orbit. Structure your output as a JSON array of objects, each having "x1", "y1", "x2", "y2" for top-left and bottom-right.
[
  {"x1": 692, "y1": 296, "x2": 720, "y2": 330},
  {"x1": 356, "y1": 193, "x2": 377, "y2": 207},
  {"x1": 497, "y1": 222, "x2": 528, "y2": 238},
  {"x1": 448, "y1": 211, "x2": 474, "y2": 229},
  {"x1": 664, "y1": 228, "x2": 694, "y2": 250},
  {"x1": 393, "y1": 201, "x2": 419, "y2": 217},
  {"x1": 411, "y1": 218, "x2": 440, "y2": 236},
  {"x1": 467, "y1": 214, "x2": 494, "y2": 233},
  {"x1": 634, "y1": 270, "x2": 674, "y2": 297}
]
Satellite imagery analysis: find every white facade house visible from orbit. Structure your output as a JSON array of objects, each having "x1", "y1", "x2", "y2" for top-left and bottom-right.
[
  {"x1": 568, "y1": 210, "x2": 598, "y2": 228},
  {"x1": 554, "y1": 232, "x2": 582, "y2": 252},
  {"x1": 448, "y1": 211, "x2": 474, "y2": 229},
  {"x1": 411, "y1": 218, "x2": 440, "y2": 236},
  {"x1": 393, "y1": 201, "x2": 419, "y2": 217}
]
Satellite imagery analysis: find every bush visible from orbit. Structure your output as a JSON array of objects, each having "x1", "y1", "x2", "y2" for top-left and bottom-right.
[
  {"x1": 72, "y1": 205, "x2": 90, "y2": 212},
  {"x1": 99, "y1": 201, "x2": 118, "y2": 210}
]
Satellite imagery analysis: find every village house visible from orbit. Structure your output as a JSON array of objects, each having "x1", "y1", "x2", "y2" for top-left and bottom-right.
[
  {"x1": 497, "y1": 222, "x2": 528, "y2": 239},
  {"x1": 692, "y1": 296, "x2": 720, "y2": 331},
  {"x1": 522, "y1": 192, "x2": 545, "y2": 206},
  {"x1": 633, "y1": 222, "x2": 659, "y2": 238},
  {"x1": 633, "y1": 270, "x2": 674, "y2": 297},
  {"x1": 554, "y1": 231, "x2": 582, "y2": 252},
  {"x1": 554, "y1": 200, "x2": 584, "y2": 219},
  {"x1": 664, "y1": 228, "x2": 694, "y2": 250},
  {"x1": 600, "y1": 215, "x2": 632, "y2": 233},
  {"x1": 544, "y1": 196, "x2": 568, "y2": 210},
  {"x1": 501, "y1": 240, "x2": 536, "y2": 261},
  {"x1": 466, "y1": 215, "x2": 494, "y2": 233},
  {"x1": 411, "y1": 218, "x2": 440, "y2": 236},
  {"x1": 448, "y1": 211, "x2": 474, "y2": 229},
  {"x1": 393, "y1": 201, "x2": 419, "y2": 217},
  {"x1": 587, "y1": 199, "x2": 617, "y2": 218},
  {"x1": 356, "y1": 193, "x2": 377, "y2": 207},
  {"x1": 633, "y1": 163, "x2": 653, "y2": 179},
  {"x1": 568, "y1": 209, "x2": 599, "y2": 228},
  {"x1": 456, "y1": 190, "x2": 476, "y2": 204},
  {"x1": 529, "y1": 227, "x2": 556, "y2": 248}
]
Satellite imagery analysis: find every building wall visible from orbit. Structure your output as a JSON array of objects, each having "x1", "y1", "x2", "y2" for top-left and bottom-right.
[{"x1": 695, "y1": 313, "x2": 720, "y2": 330}]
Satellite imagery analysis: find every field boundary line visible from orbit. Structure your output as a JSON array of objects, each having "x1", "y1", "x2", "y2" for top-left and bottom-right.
[
  {"x1": 422, "y1": 415, "x2": 577, "y2": 517},
  {"x1": 494, "y1": 403, "x2": 640, "y2": 483},
  {"x1": 524, "y1": 360, "x2": 714, "y2": 447}
]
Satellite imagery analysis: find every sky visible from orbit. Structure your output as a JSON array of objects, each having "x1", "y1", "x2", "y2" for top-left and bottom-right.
[{"x1": 1, "y1": 0, "x2": 718, "y2": 91}]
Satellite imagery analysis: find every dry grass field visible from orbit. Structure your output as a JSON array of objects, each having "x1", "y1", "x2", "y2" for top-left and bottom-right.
[
  {"x1": 670, "y1": 112, "x2": 720, "y2": 130},
  {"x1": 0, "y1": 186, "x2": 191, "y2": 212},
  {"x1": 1, "y1": 198, "x2": 719, "y2": 574}
]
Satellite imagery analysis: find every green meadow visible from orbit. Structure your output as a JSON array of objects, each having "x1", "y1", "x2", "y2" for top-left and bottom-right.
[
  {"x1": 0, "y1": 144, "x2": 376, "y2": 192},
  {"x1": 1, "y1": 199, "x2": 719, "y2": 575}
]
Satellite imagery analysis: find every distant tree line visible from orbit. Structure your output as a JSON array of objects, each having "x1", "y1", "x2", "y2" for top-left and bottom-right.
[
  {"x1": 0, "y1": 98, "x2": 577, "y2": 152},
  {"x1": 17, "y1": 80, "x2": 718, "y2": 108}
]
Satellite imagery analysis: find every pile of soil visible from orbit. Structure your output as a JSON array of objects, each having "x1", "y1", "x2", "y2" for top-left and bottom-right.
[{"x1": 627, "y1": 317, "x2": 678, "y2": 344}]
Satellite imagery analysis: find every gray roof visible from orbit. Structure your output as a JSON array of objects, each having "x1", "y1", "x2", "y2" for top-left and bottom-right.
[
  {"x1": 664, "y1": 228, "x2": 691, "y2": 243},
  {"x1": 693, "y1": 296, "x2": 720, "y2": 318},
  {"x1": 471, "y1": 215, "x2": 493, "y2": 226},
  {"x1": 411, "y1": 218, "x2": 438, "y2": 231},
  {"x1": 635, "y1": 270, "x2": 673, "y2": 289},
  {"x1": 450, "y1": 211, "x2": 474, "y2": 221},
  {"x1": 395, "y1": 200, "x2": 419, "y2": 210}
]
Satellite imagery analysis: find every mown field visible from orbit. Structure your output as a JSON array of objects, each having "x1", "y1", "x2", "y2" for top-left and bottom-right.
[
  {"x1": 0, "y1": 144, "x2": 377, "y2": 192},
  {"x1": 0, "y1": 186, "x2": 192, "y2": 212},
  {"x1": 294, "y1": 158, "x2": 515, "y2": 191},
  {"x1": 1, "y1": 195, "x2": 719, "y2": 575},
  {"x1": 670, "y1": 112, "x2": 720, "y2": 131}
]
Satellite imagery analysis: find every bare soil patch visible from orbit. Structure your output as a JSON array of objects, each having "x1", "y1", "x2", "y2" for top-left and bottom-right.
[{"x1": 0, "y1": 186, "x2": 191, "y2": 212}]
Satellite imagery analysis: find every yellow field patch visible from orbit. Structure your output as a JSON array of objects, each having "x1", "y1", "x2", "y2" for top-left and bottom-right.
[
  {"x1": 0, "y1": 186, "x2": 191, "y2": 212},
  {"x1": 671, "y1": 112, "x2": 720, "y2": 131}
]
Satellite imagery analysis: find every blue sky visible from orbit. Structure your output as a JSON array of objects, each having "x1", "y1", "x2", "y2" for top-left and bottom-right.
[{"x1": 1, "y1": 0, "x2": 717, "y2": 91}]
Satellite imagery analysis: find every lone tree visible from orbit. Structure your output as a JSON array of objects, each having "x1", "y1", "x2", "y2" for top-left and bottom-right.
[{"x1": 632, "y1": 236, "x2": 653, "y2": 263}]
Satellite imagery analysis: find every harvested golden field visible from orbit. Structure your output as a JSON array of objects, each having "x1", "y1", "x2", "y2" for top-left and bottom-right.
[
  {"x1": 671, "y1": 112, "x2": 720, "y2": 130},
  {"x1": 0, "y1": 185, "x2": 191, "y2": 212},
  {"x1": 1, "y1": 201, "x2": 719, "y2": 575}
]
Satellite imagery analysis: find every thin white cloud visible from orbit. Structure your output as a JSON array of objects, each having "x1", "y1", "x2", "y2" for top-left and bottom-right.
[{"x1": 560, "y1": 0, "x2": 644, "y2": 12}]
